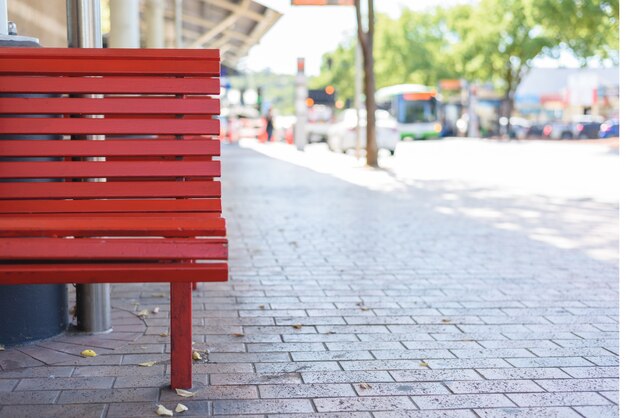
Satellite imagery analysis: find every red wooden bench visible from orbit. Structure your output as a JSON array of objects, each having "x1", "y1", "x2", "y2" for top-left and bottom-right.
[{"x1": 0, "y1": 48, "x2": 227, "y2": 389}]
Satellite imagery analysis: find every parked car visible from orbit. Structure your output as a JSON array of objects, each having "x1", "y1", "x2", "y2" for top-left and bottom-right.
[
  {"x1": 506, "y1": 117, "x2": 530, "y2": 139},
  {"x1": 327, "y1": 109, "x2": 399, "y2": 155},
  {"x1": 599, "y1": 119, "x2": 619, "y2": 138},
  {"x1": 543, "y1": 121, "x2": 574, "y2": 139},
  {"x1": 574, "y1": 121, "x2": 602, "y2": 139},
  {"x1": 526, "y1": 123, "x2": 546, "y2": 139}
]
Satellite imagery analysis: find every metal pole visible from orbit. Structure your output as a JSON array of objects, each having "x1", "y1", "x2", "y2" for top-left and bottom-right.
[
  {"x1": 174, "y1": 0, "x2": 183, "y2": 48},
  {"x1": 0, "y1": 0, "x2": 8, "y2": 36},
  {"x1": 67, "y1": 0, "x2": 112, "y2": 333},
  {"x1": 294, "y1": 58, "x2": 307, "y2": 151},
  {"x1": 354, "y1": 34, "x2": 363, "y2": 160},
  {"x1": 109, "y1": 0, "x2": 139, "y2": 48},
  {"x1": 145, "y1": 0, "x2": 164, "y2": 48}
]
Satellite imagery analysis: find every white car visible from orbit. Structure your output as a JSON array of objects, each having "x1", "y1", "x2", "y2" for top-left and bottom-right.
[{"x1": 327, "y1": 109, "x2": 400, "y2": 155}]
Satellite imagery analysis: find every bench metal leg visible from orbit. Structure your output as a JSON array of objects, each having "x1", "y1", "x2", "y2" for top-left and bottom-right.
[{"x1": 170, "y1": 282, "x2": 192, "y2": 389}]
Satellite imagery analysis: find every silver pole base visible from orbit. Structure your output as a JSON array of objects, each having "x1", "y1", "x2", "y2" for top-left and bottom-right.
[{"x1": 76, "y1": 283, "x2": 112, "y2": 333}]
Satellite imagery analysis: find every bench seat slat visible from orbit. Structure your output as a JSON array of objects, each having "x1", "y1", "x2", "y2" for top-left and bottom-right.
[
  {"x1": 0, "y1": 199, "x2": 221, "y2": 214},
  {"x1": 0, "y1": 262, "x2": 228, "y2": 285},
  {"x1": 1, "y1": 58, "x2": 220, "y2": 76},
  {"x1": 1, "y1": 238, "x2": 228, "y2": 260},
  {"x1": 0, "y1": 181, "x2": 220, "y2": 199},
  {"x1": 0, "y1": 161, "x2": 220, "y2": 178},
  {"x1": 0, "y1": 118, "x2": 219, "y2": 135},
  {"x1": 0, "y1": 215, "x2": 225, "y2": 237},
  {"x1": 0, "y1": 139, "x2": 220, "y2": 157},
  {"x1": 0, "y1": 97, "x2": 220, "y2": 115},
  {"x1": 0, "y1": 76, "x2": 220, "y2": 94}
]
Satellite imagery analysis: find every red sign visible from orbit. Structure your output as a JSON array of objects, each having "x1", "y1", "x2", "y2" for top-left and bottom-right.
[{"x1": 291, "y1": 0, "x2": 354, "y2": 5}]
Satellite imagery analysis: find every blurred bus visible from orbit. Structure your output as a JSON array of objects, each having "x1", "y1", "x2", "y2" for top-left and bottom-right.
[{"x1": 375, "y1": 84, "x2": 442, "y2": 140}]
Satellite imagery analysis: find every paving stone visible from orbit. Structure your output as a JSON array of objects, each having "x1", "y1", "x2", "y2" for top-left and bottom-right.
[
  {"x1": 0, "y1": 380, "x2": 18, "y2": 392},
  {"x1": 15, "y1": 376, "x2": 114, "y2": 391},
  {"x1": 314, "y1": 396, "x2": 417, "y2": 412},
  {"x1": 106, "y1": 401, "x2": 210, "y2": 417},
  {"x1": 259, "y1": 384, "x2": 355, "y2": 398},
  {"x1": 505, "y1": 357, "x2": 595, "y2": 368},
  {"x1": 445, "y1": 379, "x2": 544, "y2": 394},
  {"x1": 213, "y1": 398, "x2": 314, "y2": 414},
  {"x1": 302, "y1": 371, "x2": 394, "y2": 384},
  {"x1": 507, "y1": 392, "x2": 613, "y2": 407},
  {"x1": 535, "y1": 378, "x2": 618, "y2": 392},
  {"x1": 599, "y1": 390, "x2": 618, "y2": 403},
  {"x1": 477, "y1": 368, "x2": 571, "y2": 380},
  {"x1": 0, "y1": 366, "x2": 73, "y2": 378},
  {"x1": 0, "y1": 404, "x2": 105, "y2": 418},
  {"x1": 474, "y1": 407, "x2": 581, "y2": 417},
  {"x1": 574, "y1": 405, "x2": 620, "y2": 418},
  {"x1": 0, "y1": 390, "x2": 60, "y2": 405},
  {"x1": 160, "y1": 384, "x2": 259, "y2": 401},
  {"x1": 561, "y1": 366, "x2": 619, "y2": 378},
  {"x1": 412, "y1": 393, "x2": 515, "y2": 409},
  {"x1": 210, "y1": 372, "x2": 302, "y2": 385},
  {"x1": 353, "y1": 382, "x2": 448, "y2": 396},
  {"x1": 374, "y1": 410, "x2": 476, "y2": 418},
  {"x1": 391, "y1": 369, "x2": 483, "y2": 382},
  {"x1": 56, "y1": 387, "x2": 159, "y2": 404}
]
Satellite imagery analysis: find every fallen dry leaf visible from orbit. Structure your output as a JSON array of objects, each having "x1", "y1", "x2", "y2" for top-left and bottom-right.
[
  {"x1": 359, "y1": 383, "x2": 371, "y2": 389},
  {"x1": 325, "y1": 331, "x2": 336, "y2": 335},
  {"x1": 360, "y1": 306, "x2": 370, "y2": 311},
  {"x1": 152, "y1": 307, "x2": 160, "y2": 314},
  {"x1": 175, "y1": 388, "x2": 196, "y2": 397},
  {"x1": 175, "y1": 403, "x2": 188, "y2": 413},
  {"x1": 441, "y1": 319, "x2": 451, "y2": 323},
  {"x1": 80, "y1": 349, "x2": 97, "y2": 357},
  {"x1": 192, "y1": 351, "x2": 202, "y2": 361},
  {"x1": 259, "y1": 304, "x2": 266, "y2": 310},
  {"x1": 138, "y1": 361, "x2": 157, "y2": 367},
  {"x1": 419, "y1": 361, "x2": 429, "y2": 367},
  {"x1": 159, "y1": 332, "x2": 169, "y2": 337},
  {"x1": 292, "y1": 323, "x2": 303, "y2": 330},
  {"x1": 156, "y1": 404, "x2": 173, "y2": 416},
  {"x1": 152, "y1": 293, "x2": 166, "y2": 298},
  {"x1": 232, "y1": 333, "x2": 244, "y2": 337},
  {"x1": 136, "y1": 309, "x2": 149, "y2": 318}
]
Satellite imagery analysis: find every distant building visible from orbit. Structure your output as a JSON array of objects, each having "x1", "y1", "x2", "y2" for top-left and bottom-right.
[{"x1": 515, "y1": 67, "x2": 619, "y2": 121}]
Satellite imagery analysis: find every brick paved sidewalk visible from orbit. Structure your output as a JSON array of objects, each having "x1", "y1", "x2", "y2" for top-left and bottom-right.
[{"x1": 0, "y1": 143, "x2": 619, "y2": 417}]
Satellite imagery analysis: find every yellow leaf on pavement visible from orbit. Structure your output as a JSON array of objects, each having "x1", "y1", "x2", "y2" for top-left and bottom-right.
[
  {"x1": 138, "y1": 361, "x2": 157, "y2": 367},
  {"x1": 192, "y1": 351, "x2": 202, "y2": 361},
  {"x1": 359, "y1": 383, "x2": 371, "y2": 389},
  {"x1": 419, "y1": 361, "x2": 429, "y2": 367},
  {"x1": 136, "y1": 309, "x2": 149, "y2": 318},
  {"x1": 175, "y1": 403, "x2": 188, "y2": 413},
  {"x1": 175, "y1": 388, "x2": 196, "y2": 397},
  {"x1": 156, "y1": 404, "x2": 173, "y2": 416},
  {"x1": 80, "y1": 349, "x2": 97, "y2": 357},
  {"x1": 292, "y1": 323, "x2": 302, "y2": 329}
]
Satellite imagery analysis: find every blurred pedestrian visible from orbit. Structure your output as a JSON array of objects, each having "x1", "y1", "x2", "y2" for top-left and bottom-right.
[{"x1": 265, "y1": 107, "x2": 274, "y2": 143}]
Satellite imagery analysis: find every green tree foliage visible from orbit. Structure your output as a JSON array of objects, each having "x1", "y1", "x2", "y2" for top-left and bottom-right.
[{"x1": 313, "y1": 0, "x2": 618, "y2": 110}]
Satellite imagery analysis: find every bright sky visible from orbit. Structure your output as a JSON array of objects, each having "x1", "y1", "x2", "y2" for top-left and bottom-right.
[{"x1": 242, "y1": 0, "x2": 473, "y2": 76}]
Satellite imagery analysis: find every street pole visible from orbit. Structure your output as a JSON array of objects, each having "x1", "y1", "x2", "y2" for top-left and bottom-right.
[
  {"x1": 294, "y1": 57, "x2": 307, "y2": 151},
  {"x1": 174, "y1": 0, "x2": 183, "y2": 48},
  {"x1": 145, "y1": 0, "x2": 164, "y2": 48},
  {"x1": 0, "y1": 0, "x2": 8, "y2": 36},
  {"x1": 109, "y1": 0, "x2": 140, "y2": 48},
  {"x1": 354, "y1": 33, "x2": 363, "y2": 160},
  {"x1": 67, "y1": 0, "x2": 112, "y2": 334}
]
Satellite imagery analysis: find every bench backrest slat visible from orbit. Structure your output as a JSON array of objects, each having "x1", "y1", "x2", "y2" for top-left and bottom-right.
[{"x1": 0, "y1": 48, "x2": 221, "y2": 216}]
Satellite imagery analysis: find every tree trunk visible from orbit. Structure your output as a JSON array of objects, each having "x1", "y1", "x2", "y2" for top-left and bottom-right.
[{"x1": 355, "y1": 0, "x2": 378, "y2": 167}]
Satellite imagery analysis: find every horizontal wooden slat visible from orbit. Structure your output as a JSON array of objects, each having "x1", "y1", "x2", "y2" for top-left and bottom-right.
[
  {"x1": 0, "y1": 139, "x2": 220, "y2": 157},
  {"x1": 0, "y1": 181, "x2": 220, "y2": 199},
  {"x1": 0, "y1": 48, "x2": 220, "y2": 60},
  {"x1": 0, "y1": 199, "x2": 221, "y2": 214},
  {"x1": 0, "y1": 97, "x2": 220, "y2": 115},
  {"x1": 0, "y1": 58, "x2": 220, "y2": 76},
  {"x1": 0, "y1": 238, "x2": 228, "y2": 260},
  {"x1": 0, "y1": 262, "x2": 228, "y2": 284},
  {"x1": 0, "y1": 118, "x2": 219, "y2": 135},
  {"x1": 0, "y1": 161, "x2": 220, "y2": 178},
  {"x1": 0, "y1": 215, "x2": 225, "y2": 237},
  {"x1": 0, "y1": 76, "x2": 220, "y2": 94}
]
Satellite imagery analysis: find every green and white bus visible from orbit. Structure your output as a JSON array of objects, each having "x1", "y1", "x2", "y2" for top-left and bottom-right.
[{"x1": 375, "y1": 84, "x2": 442, "y2": 140}]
